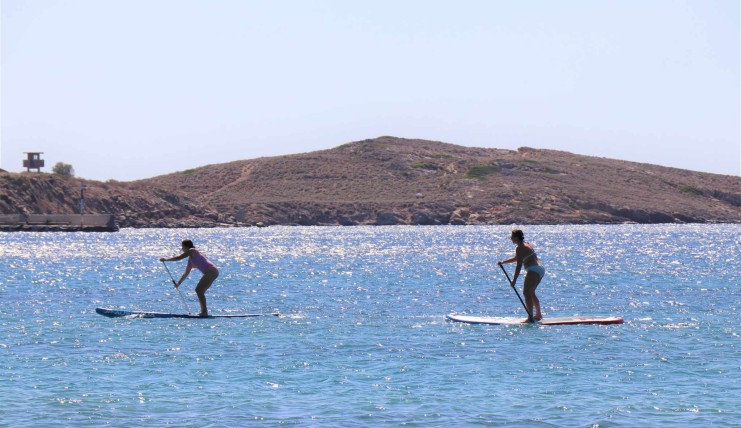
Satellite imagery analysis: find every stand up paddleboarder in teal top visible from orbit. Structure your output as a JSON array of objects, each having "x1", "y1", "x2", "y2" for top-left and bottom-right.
[
  {"x1": 498, "y1": 229, "x2": 545, "y2": 322},
  {"x1": 160, "y1": 240, "x2": 219, "y2": 317}
]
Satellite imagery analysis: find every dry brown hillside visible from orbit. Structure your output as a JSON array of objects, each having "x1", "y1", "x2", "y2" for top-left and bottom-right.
[
  {"x1": 131, "y1": 137, "x2": 740, "y2": 226},
  {"x1": 2, "y1": 137, "x2": 739, "y2": 227}
]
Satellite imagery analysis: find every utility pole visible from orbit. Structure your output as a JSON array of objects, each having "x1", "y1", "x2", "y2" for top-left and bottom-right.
[{"x1": 79, "y1": 183, "x2": 86, "y2": 226}]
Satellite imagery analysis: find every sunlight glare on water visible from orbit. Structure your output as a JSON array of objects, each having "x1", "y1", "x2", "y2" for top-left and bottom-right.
[{"x1": 0, "y1": 224, "x2": 738, "y2": 427}]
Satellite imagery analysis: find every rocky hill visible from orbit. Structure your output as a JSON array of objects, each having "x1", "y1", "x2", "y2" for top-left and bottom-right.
[{"x1": 1, "y1": 137, "x2": 739, "y2": 227}]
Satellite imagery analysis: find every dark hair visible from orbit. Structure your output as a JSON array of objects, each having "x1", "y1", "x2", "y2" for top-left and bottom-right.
[
  {"x1": 182, "y1": 239, "x2": 195, "y2": 249},
  {"x1": 511, "y1": 229, "x2": 524, "y2": 242}
]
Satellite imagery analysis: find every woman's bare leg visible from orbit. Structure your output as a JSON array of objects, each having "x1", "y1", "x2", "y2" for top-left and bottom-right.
[
  {"x1": 523, "y1": 272, "x2": 543, "y2": 321},
  {"x1": 195, "y1": 268, "x2": 218, "y2": 316}
]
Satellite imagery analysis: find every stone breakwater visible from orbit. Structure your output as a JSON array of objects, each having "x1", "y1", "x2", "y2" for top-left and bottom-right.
[{"x1": 0, "y1": 214, "x2": 118, "y2": 232}]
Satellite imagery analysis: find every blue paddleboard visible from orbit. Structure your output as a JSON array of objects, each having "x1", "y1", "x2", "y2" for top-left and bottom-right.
[{"x1": 96, "y1": 307, "x2": 279, "y2": 319}]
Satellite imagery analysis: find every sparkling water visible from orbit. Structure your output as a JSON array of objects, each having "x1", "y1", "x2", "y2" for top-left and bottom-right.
[{"x1": 1, "y1": 225, "x2": 739, "y2": 427}]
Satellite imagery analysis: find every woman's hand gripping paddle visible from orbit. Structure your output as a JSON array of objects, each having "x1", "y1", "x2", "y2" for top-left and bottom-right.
[
  {"x1": 499, "y1": 264, "x2": 534, "y2": 321},
  {"x1": 162, "y1": 261, "x2": 192, "y2": 314}
]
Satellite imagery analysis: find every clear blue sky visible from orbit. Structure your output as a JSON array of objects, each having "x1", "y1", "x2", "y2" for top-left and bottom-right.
[{"x1": 2, "y1": 0, "x2": 739, "y2": 180}]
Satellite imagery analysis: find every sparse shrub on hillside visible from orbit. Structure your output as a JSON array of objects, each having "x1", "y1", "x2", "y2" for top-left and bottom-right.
[
  {"x1": 465, "y1": 164, "x2": 501, "y2": 179},
  {"x1": 411, "y1": 162, "x2": 442, "y2": 170},
  {"x1": 52, "y1": 162, "x2": 75, "y2": 177},
  {"x1": 679, "y1": 185, "x2": 703, "y2": 196}
]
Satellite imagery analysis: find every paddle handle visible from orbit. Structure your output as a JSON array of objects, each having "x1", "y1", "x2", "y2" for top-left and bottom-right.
[{"x1": 499, "y1": 264, "x2": 533, "y2": 320}]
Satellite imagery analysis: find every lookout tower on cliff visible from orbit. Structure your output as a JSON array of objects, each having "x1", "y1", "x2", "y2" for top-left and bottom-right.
[{"x1": 23, "y1": 152, "x2": 45, "y2": 172}]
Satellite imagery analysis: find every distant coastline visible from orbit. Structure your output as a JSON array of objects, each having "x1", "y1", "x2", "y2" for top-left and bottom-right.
[{"x1": 1, "y1": 137, "x2": 739, "y2": 229}]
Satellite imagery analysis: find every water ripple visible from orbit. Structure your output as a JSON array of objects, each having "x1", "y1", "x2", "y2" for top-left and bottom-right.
[{"x1": 0, "y1": 225, "x2": 738, "y2": 426}]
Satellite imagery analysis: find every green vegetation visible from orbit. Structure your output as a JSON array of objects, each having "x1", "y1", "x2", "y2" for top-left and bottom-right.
[
  {"x1": 411, "y1": 162, "x2": 442, "y2": 170},
  {"x1": 679, "y1": 185, "x2": 703, "y2": 196},
  {"x1": 465, "y1": 164, "x2": 501, "y2": 179},
  {"x1": 52, "y1": 162, "x2": 75, "y2": 177},
  {"x1": 181, "y1": 168, "x2": 198, "y2": 175}
]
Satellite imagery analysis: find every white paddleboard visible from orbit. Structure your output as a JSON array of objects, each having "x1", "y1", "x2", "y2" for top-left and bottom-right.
[{"x1": 446, "y1": 313, "x2": 623, "y2": 325}]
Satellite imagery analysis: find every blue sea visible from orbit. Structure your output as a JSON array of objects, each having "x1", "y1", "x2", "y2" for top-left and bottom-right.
[{"x1": 1, "y1": 225, "x2": 739, "y2": 427}]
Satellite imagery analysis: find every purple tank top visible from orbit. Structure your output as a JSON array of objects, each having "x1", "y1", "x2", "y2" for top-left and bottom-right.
[{"x1": 187, "y1": 249, "x2": 216, "y2": 273}]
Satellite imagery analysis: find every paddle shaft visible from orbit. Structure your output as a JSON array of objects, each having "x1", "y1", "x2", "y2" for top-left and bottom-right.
[
  {"x1": 162, "y1": 261, "x2": 192, "y2": 314},
  {"x1": 499, "y1": 264, "x2": 534, "y2": 320}
]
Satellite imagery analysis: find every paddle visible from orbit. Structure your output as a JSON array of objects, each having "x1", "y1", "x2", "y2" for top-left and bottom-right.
[
  {"x1": 499, "y1": 264, "x2": 534, "y2": 320},
  {"x1": 161, "y1": 261, "x2": 192, "y2": 314}
]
